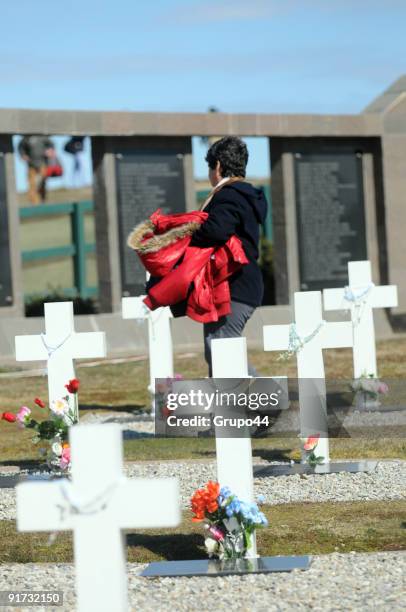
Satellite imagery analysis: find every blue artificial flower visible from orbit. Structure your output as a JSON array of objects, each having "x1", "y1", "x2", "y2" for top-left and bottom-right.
[
  {"x1": 257, "y1": 494, "x2": 265, "y2": 504},
  {"x1": 220, "y1": 486, "x2": 232, "y2": 498},
  {"x1": 218, "y1": 486, "x2": 233, "y2": 505},
  {"x1": 225, "y1": 498, "x2": 242, "y2": 517},
  {"x1": 239, "y1": 501, "x2": 254, "y2": 522}
]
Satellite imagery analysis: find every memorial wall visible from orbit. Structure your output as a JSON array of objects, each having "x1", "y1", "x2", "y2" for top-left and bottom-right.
[
  {"x1": 0, "y1": 75, "x2": 404, "y2": 322},
  {"x1": 271, "y1": 137, "x2": 384, "y2": 305},
  {"x1": 116, "y1": 151, "x2": 187, "y2": 297},
  {"x1": 92, "y1": 136, "x2": 194, "y2": 312},
  {"x1": 294, "y1": 150, "x2": 367, "y2": 291}
]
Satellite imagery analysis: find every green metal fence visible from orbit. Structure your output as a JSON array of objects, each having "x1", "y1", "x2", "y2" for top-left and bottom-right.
[{"x1": 19, "y1": 200, "x2": 97, "y2": 299}]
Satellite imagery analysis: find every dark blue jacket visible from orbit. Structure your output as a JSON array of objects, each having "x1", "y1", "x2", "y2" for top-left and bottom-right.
[{"x1": 190, "y1": 181, "x2": 268, "y2": 307}]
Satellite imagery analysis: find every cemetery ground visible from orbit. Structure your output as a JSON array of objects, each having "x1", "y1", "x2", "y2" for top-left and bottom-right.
[{"x1": 1, "y1": 337, "x2": 405, "y2": 609}]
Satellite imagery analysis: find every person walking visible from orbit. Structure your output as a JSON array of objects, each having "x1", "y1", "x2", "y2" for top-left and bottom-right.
[
  {"x1": 18, "y1": 135, "x2": 55, "y2": 204},
  {"x1": 191, "y1": 136, "x2": 268, "y2": 376}
]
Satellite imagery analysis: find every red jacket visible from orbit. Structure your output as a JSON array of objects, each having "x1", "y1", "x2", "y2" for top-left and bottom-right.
[{"x1": 127, "y1": 209, "x2": 248, "y2": 322}]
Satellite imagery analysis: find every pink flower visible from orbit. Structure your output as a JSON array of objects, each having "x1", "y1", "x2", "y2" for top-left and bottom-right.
[
  {"x1": 16, "y1": 406, "x2": 31, "y2": 427},
  {"x1": 208, "y1": 525, "x2": 225, "y2": 542},
  {"x1": 378, "y1": 382, "x2": 389, "y2": 395},
  {"x1": 60, "y1": 446, "x2": 71, "y2": 470},
  {"x1": 303, "y1": 434, "x2": 320, "y2": 451}
]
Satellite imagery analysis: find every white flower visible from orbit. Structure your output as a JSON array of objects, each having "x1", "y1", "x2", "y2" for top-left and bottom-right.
[
  {"x1": 50, "y1": 399, "x2": 69, "y2": 416},
  {"x1": 204, "y1": 537, "x2": 219, "y2": 558},
  {"x1": 51, "y1": 442, "x2": 62, "y2": 456}
]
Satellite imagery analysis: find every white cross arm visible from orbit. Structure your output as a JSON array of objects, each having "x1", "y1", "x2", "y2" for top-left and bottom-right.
[
  {"x1": 17, "y1": 481, "x2": 74, "y2": 531},
  {"x1": 321, "y1": 322, "x2": 353, "y2": 349},
  {"x1": 15, "y1": 335, "x2": 47, "y2": 361},
  {"x1": 323, "y1": 286, "x2": 398, "y2": 311},
  {"x1": 15, "y1": 332, "x2": 106, "y2": 362},
  {"x1": 263, "y1": 324, "x2": 290, "y2": 352},
  {"x1": 17, "y1": 477, "x2": 180, "y2": 532},
  {"x1": 118, "y1": 479, "x2": 180, "y2": 529},
  {"x1": 71, "y1": 332, "x2": 106, "y2": 359}
]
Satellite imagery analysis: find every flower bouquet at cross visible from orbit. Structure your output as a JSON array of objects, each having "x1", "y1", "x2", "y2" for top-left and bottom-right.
[
  {"x1": 302, "y1": 433, "x2": 324, "y2": 468},
  {"x1": 350, "y1": 373, "x2": 388, "y2": 411},
  {"x1": 1, "y1": 378, "x2": 80, "y2": 473},
  {"x1": 191, "y1": 481, "x2": 267, "y2": 560}
]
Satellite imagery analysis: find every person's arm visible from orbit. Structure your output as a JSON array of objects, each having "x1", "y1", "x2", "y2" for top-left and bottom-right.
[{"x1": 190, "y1": 195, "x2": 241, "y2": 247}]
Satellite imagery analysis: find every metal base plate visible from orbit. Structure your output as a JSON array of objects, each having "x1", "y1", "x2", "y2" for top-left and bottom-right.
[
  {"x1": 254, "y1": 460, "x2": 378, "y2": 478},
  {"x1": 141, "y1": 555, "x2": 311, "y2": 578}
]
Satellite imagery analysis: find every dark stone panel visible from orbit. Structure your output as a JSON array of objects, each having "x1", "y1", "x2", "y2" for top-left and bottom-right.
[
  {"x1": 294, "y1": 148, "x2": 367, "y2": 291},
  {"x1": 270, "y1": 138, "x2": 290, "y2": 305},
  {"x1": 116, "y1": 150, "x2": 187, "y2": 296},
  {"x1": 0, "y1": 152, "x2": 13, "y2": 306}
]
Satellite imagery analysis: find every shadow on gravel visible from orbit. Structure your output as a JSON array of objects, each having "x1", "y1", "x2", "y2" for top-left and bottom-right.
[
  {"x1": 126, "y1": 532, "x2": 205, "y2": 561},
  {"x1": 252, "y1": 448, "x2": 293, "y2": 462}
]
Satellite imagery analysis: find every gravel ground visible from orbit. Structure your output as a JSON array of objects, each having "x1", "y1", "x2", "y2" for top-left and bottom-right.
[
  {"x1": 1, "y1": 460, "x2": 405, "y2": 521},
  {"x1": 0, "y1": 551, "x2": 404, "y2": 611}
]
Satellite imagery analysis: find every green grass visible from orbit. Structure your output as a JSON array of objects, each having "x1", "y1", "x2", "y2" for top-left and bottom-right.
[
  {"x1": 1, "y1": 501, "x2": 404, "y2": 564},
  {"x1": 1, "y1": 340, "x2": 406, "y2": 465}
]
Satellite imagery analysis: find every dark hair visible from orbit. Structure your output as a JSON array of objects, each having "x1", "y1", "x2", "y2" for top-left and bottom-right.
[{"x1": 205, "y1": 136, "x2": 248, "y2": 177}]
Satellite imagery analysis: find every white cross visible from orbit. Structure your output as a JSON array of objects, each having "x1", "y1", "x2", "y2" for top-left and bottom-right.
[
  {"x1": 263, "y1": 291, "x2": 353, "y2": 463},
  {"x1": 17, "y1": 424, "x2": 180, "y2": 612},
  {"x1": 323, "y1": 260, "x2": 398, "y2": 378},
  {"x1": 122, "y1": 296, "x2": 173, "y2": 414},
  {"x1": 211, "y1": 336, "x2": 257, "y2": 556},
  {"x1": 15, "y1": 302, "x2": 106, "y2": 410}
]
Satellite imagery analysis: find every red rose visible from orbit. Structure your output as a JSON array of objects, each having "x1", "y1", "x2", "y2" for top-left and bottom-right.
[
  {"x1": 65, "y1": 378, "x2": 80, "y2": 394},
  {"x1": 34, "y1": 398, "x2": 46, "y2": 408},
  {"x1": 161, "y1": 405, "x2": 171, "y2": 419},
  {"x1": 1, "y1": 412, "x2": 17, "y2": 423}
]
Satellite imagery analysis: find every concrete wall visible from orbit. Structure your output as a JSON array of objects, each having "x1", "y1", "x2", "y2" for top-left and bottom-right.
[
  {"x1": 0, "y1": 108, "x2": 382, "y2": 138},
  {"x1": 380, "y1": 97, "x2": 406, "y2": 318},
  {"x1": 0, "y1": 135, "x2": 23, "y2": 317}
]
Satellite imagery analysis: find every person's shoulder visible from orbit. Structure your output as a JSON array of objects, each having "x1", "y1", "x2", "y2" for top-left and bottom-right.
[{"x1": 211, "y1": 184, "x2": 244, "y2": 204}]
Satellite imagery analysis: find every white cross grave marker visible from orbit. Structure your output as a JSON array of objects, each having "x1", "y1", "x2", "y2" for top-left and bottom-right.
[
  {"x1": 263, "y1": 291, "x2": 353, "y2": 463},
  {"x1": 122, "y1": 296, "x2": 174, "y2": 414},
  {"x1": 15, "y1": 302, "x2": 106, "y2": 411},
  {"x1": 211, "y1": 336, "x2": 257, "y2": 556},
  {"x1": 17, "y1": 424, "x2": 180, "y2": 612},
  {"x1": 323, "y1": 260, "x2": 398, "y2": 378}
]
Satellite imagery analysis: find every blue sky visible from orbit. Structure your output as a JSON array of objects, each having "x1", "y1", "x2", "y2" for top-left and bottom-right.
[{"x1": 3, "y1": 0, "x2": 405, "y2": 189}]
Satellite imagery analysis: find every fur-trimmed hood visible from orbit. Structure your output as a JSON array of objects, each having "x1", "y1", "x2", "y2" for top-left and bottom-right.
[
  {"x1": 127, "y1": 209, "x2": 207, "y2": 254},
  {"x1": 127, "y1": 219, "x2": 202, "y2": 254}
]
